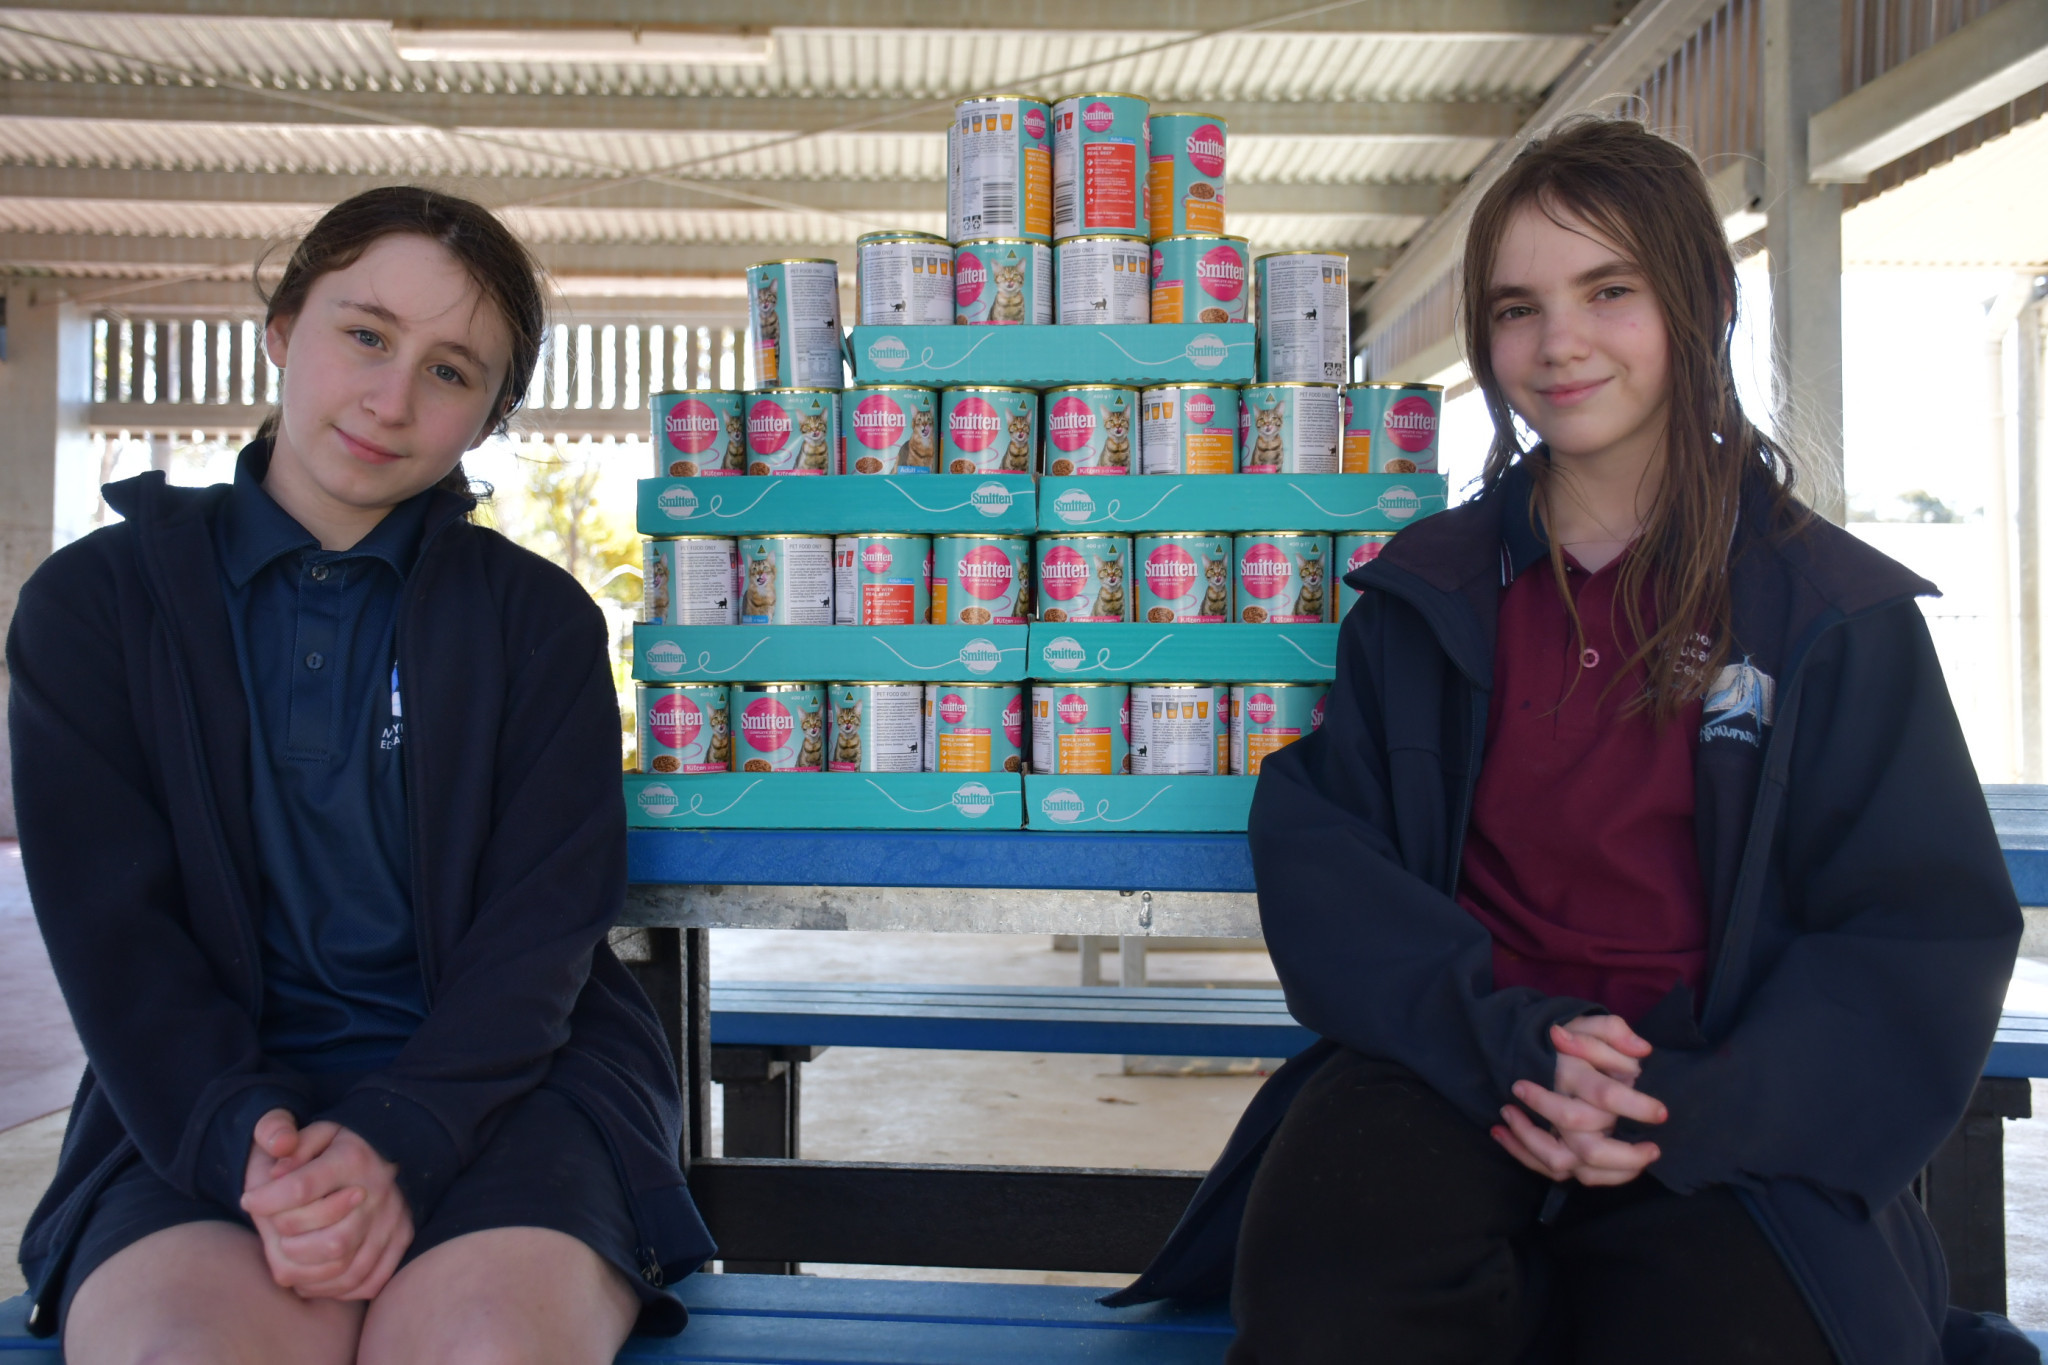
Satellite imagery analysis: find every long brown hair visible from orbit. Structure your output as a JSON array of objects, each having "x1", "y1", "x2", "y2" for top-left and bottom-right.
[
  {"x1": 1460, "y1": 116, "x2": 1803, "y2": 719},
  {"x1": 256, "y1": 186, "x2": 547, "y2": 496}
]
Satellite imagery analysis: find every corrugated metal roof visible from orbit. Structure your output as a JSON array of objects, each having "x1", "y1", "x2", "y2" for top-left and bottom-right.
[{"x1": 0, "y1": 13, "x2": 1587, "y2": 104}]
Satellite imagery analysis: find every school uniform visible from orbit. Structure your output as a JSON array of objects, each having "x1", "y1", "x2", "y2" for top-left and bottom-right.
[
  {"x1": 7, "y1": 442, "x2": 714, "y2": 1336},
  {"x1": 1109, "y1": 459, "x2": 2036, "y2": 1365}
]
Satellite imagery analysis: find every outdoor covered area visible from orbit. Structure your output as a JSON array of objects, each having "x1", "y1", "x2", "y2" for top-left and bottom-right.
[{"x1": 5, "y1": 0, "x2": 2048, "y2": 1361}]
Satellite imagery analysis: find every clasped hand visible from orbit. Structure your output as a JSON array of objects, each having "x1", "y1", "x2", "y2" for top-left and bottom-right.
[
  {"x1": 241, "y1": 1109, "x2": 413, "y2": 1300},
  {"x1": 1490, "y1": 1016, "x2": 1667, "y2": 1187}
]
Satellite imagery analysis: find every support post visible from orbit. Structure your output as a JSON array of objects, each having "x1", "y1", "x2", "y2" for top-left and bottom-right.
[
  {"x1": 1920, "y1": 1076, "x2": 2032, "y2": 1314},
  {"x1": 712, "y1": 1043, "x2": 824, "y2": 1276},
  {"x1": 684, "y1": 926, "x2": 713, "y2": 1164},
  {"x1": 1118, "y1": 935, "x2": 1148, "y2": 988},
  {"x1": 0, "y1": 279, "x2": 92, "y2": 838},
  {"x1": 1763, "y1": 0, "x2": 1846, "y2": 523}
]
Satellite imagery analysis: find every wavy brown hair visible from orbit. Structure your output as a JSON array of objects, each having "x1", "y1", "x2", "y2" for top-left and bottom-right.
[
  {"x1": 257, "y1": 186, "x2": 547, "y2": 496},
  {"x1": 1461, "y1": 116, "x2": 1803, "y2": 720}
]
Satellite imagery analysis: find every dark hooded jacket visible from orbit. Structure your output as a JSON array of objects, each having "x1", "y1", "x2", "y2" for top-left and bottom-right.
[
  {"x1": 1110, "y1": 461, "x2": 2034, "y2": 1365},
  {"x1": 7, "y1": 463, "x2": 714, "y2": 1333}
]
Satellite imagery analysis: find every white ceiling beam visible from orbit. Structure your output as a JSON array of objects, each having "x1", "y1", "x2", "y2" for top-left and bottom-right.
[
  {"x1": 0, "y1": 231, "x2": 855, "y2": 275},
  {"x1": 1361, "y1": 0, "x2": 1734, "y2": 337},
  {"x1": 16, "y1": 274, "x2": 753, "y2": 318},
  {"x1": 0, "y1": 1, "x2": 1629, "y2": 35},
  {"x1": 1807, "y1": 0, "x2": 2048, "y2": 184},
  {"x1": 0, "y1": 166, "x2": 1458, "y2": 216},
  {"x1": 0, "y1": 82, "x2": 1533, "y2": 140}
]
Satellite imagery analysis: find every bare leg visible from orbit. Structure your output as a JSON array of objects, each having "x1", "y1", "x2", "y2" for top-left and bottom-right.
[
  {"x1": 64, "y1": 1221, "x2": 363, "y2": 1365},
  {"x1": 357, "y1": 1227, "x2": 640, "y2": 1365}
]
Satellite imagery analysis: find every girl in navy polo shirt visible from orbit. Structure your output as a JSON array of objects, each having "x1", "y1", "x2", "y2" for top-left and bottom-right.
[
  {"x1": 9, "y1": 187, "x2": 711, "y2": 1361},
  {"x1": 1115, "y1": 118, "x2": 2028, "y2": 1364}
]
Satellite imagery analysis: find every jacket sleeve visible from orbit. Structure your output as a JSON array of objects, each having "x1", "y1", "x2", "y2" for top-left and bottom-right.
[
  {"x1": 1633, "y1": 602, "x2": 2019, "y2": 1210},
  {"x1": 1251, "y1": 590, "x2": 1597, "y2": 1131},
  {"x1": 8, "y1": 546, "x2": 310, "y2": 1210},
  {"x1": 317, "y1": 589, "x2": 628, "y2": 1216}
]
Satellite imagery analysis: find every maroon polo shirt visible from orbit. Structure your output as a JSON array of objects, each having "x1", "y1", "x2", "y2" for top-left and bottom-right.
[{"x1": 1455, "y1": 548, "x2": 1707, "y2": 1024}]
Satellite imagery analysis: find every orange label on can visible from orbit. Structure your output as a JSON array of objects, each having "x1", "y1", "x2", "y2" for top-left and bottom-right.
[
  {"x1": 929, "y1": 581, "x2": 947, "y2": 623},
  {"x1": 1342, "y1": 431, "x2": 1372, "y2": 474},
  {"x1": 1147, "y1": 156, "x2": 1173, "y2": 234},
  {"x1": 1059, "y1": 729, "x2": 1114, "y2": 773},
  {"x1": 1185, "y1": 431, "x2": 1234, "y2": 474},
  {"x1": 1024, "y1": 147, "x2": 1052, "y2": 239},
  {"x1": 1152, "y1": 280, "x2": 1184, "y2": 324},
  {"x1": 939, "y1": 731, "x2": 992, "y2": 772},
  {"x1": 1184, "y1": 197, "x2": 1225, "y2": 233},
  {"x1": 860, "y1": 583, "x2": 918, "y2": 625},
  {"x1": 1247, "y1": 729, "x2": 1301, "y2": 774},
  {"x1": 756, "y1": 340, "x2": 778, "y2": 384}
]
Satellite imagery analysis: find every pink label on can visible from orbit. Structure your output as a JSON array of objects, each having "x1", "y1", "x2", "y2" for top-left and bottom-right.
[
  {"x1": 1198, "y1": 246, "x2": 1246, "y2": 302},
  {"x1": 862, "y1": 542, "x2": 893, "y2": 574},
  {"x1": 1083, "y1": 101, "x2": 1115, "y2": 132},
  {"x1": 1187, "y1": 123, "x2": 1226, "y2": 177},
  {"x1": 1024, "y1": 107, "x2": 1047, "y2": 140},
  {"x1": 1047, "y1": 395, "x2": 1097, "y2": 452},
  {"x1": 852, "y1": 394, "x2": 907, "y2": 450},
  {"x1": 1145, "y1": 543, "x2": 1198, "y2": 598},
  {"x1": 1239, "y1": 542, "x2": 1291, "y2": 600},
  {"x1": 957, "y1": 544, "x2": 1015, "y2": 600},
  {"x1": 1311, "y1": 696, "x2": 1327, "y2": 729},
  {"x1": 939, "y1": 692, "x2": 968, "y2": 724},
  {"x1": 1057, "y1": 693, "x2": 1089, "y2": 724},
  {"x1": 1386, "y1": 395, "x2": 1438, "y2": 452},
  {"x1": 1185, "y1": 393, "x2": 1215, "y2": 424},
  {"x1": 650, "y1": 692, "x2": 702, "y2": 748},
  {"x1": 1347, "y1": 540, "x2": 1385, "y2": 572},
  {"x1": 1246, "y1": 692, "x2": 1276, "y2": 725},
  {"x1": 1002, "y1": 695, "x2": 1023, "y2": 745},
  {"x1": 1040, "y1": 544, "x2": 1088, "y2": 601},
  {"x1": 747, "y1": 400, "x2": 792, "y2": 455},
  {"x1": 665, "y1": 399, "x2": 719, "y2": 455},
  {"x1": 955, "y1": 249, "x2": 985, "y2": 306},
  {"x1": 947, "y1": 396, "x2": 999, "y2": 453},
  {"x1": 740, "y1": 698, "x2": 794, "y2": 752}
]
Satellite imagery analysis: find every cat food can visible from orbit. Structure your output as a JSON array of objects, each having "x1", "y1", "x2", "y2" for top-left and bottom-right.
[
  {"x1": 840, "y1": 386, "x2": 938, "y2": 475},
  {"x1": 1335, "y1": 531, "x2": 1394, "y2": 620},
  {"x1": 829, "y1": 682, "x2": 925, "y2": 773},
  {"x1": 1255, "y1": 251, "x2": 1350, "y2": 383},
  {"x1": 833, "y1": 534, "x2": 932, "y2": 626},
  {"x1": 1344, "y1": 382, "x2": 1443, "y2": 474},
  {"x1": 940, "y1": 386, "x2": 1038, "y2": 475},
  {"x1": 1229, "y1": 683, "x2": 1329, "y2": 776},
  {"x1": 1135, "y1": 532, "x2": 1232, "y2": 623},
  {"x1": 651, "y1": 390, "x2": 746, "y2": 477},
  {"x1": 637, "y1": 683, "x2": 732, "y2": 775},
  {"x1": 926, "y1": 682, "x2": 1025, "y2": 773},
  {"x1": 1130, "y1": 683, "x2": 1220, "y2": 775},
  {"x1": 737, "y1": 535, "x2": 835, "y2": 625},
  {"x1": 746, "y1": 258, "x2": 843, "y2": 390},
  {"x1": 1150, "y1": 234, "x2": 1249, "y2": 324},
  {"x1": 954, "y1": 239, "x2": 1053, "y2": 325},
  {"x1": 1035, "y1": 534, "x2": 1133, "y2": 622},
  {"x1": 746, "y1": 388, "x2": 838, "y2": 476},
  {"x1": 949, "y1": 95, "x2": 1053, "y2": 245},
  {"x1": 931, "y1": 535, "x2": 1030, "y2": 625},
  {"x1": 1146, "y1": 113, "x2": 1228, "y2": 240},
  {"x1": 1043, "y1": 384, "x2": 1137, "y2": 476},
  {"x1": 1052, "y1": 93, "x2": 1150, "y2": 241},
  {"x1": 1031, "y1": 682, "x2": 1130, "y2": 775},
  {"x1": 1055, "y1": 236, "x2": 1151, "y2": 325},
  {"x1": 857, "y1": 232, "x2": 955, "y2": 328},
  {"x1": 1141, "y1": 383, "x2": 1239, "y2": 474},
  {"x1": 1239, "y1": 383, "x2": 1341, "y2": 473},
  {"x1": 641, "y1": 536, "x2": 740, "y2": 626},
  {"x1": 729, "y1": 682, "x2": 827, "y2": 773},
  {"x1": 1234, "y1": 532, "x2": 1332, "y2": 624}
]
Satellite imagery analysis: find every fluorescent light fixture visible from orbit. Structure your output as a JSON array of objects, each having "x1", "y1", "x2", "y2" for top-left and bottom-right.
[{"x1": 391, "y1": 25, "x2": 772, "y2": 65}]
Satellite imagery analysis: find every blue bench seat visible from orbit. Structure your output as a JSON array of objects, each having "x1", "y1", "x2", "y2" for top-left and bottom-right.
[{"x1": 0, "y1": 1276, "x2": 1234, "y2": 1363}]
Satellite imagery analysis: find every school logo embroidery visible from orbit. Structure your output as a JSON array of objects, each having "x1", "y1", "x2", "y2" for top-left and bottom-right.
[
  {"x1": 1700, "y1": 657, "x2": 1775, "y2": 747},
  {"x1": 380, "y1": 663, "x2": 404, "y2": 751}
]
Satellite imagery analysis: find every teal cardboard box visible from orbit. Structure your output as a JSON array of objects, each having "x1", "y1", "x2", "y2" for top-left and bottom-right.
[
  {"x1": 848, "y1": 324, "x2": 1256, "y2": 388},
  {"x1": 1024, "y1": 775, "x2": 1257, "y2": 832},
  {"x1": 1028, "y1": 624, "x2": 1337, "y2": 682},
  {"x1": 1038, "y1": 474, "x2": 1448, "y2": 533},
  {"x1": 635, "y1": 625, "x2": 1030, "y2": 683},
  {"x1": 639, "y1": 473, "x2": 1035, "y2": 537},
  {"x1": 626, "y1": 773, "x2": 1024, "y2": 830}
]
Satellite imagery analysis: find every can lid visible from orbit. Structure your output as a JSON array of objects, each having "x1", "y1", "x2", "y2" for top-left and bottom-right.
[
  {"x1": 1055, "y1": 91, "x2": 1150, "y2": 104},
  {"x1": 1142, "y1": 382, "x2": 1242, "y2": 392},
  {"x1": 1056, "y1": 235, "x2": 1152, "y2": 245},
  {"x1": 837, "y1": 681, "x2": 924, "y2": 687},
  {"x1": 857, "y1": 231, "x2": 948, "y2": 245},
  {"x1": 836, "y1": 531, "x2": 929, "y2": 539},
  {"x1": 738, "y1": 682, "x2": 816, "y2": 691},
  {"x1": 1153, "y1": 233, "x2": 1249, "y2": 245},
  {"x1": 651, "y1": 388, "x2": 741, "y2": 398},
  {"x1": 646, "y1": 534, "x2": 738, "y2": 542},
  {"x1": 1149, "y1": 111, "x2": 1230, "y2": 125},
  {"x1": 934, "y1": 532, "x2": 1028, "y2": 540},
  {"x1": 954, "y1": 93, "x2": 1050, "y2": 108},
  {"x1": 1254, "y1": 250, "x2": 1349, "y2": 261},
  {"x1": 953, "y1": 237, "x2": 1046, "y2": 249},
  {"x1": 929, "y1": 680, "x2": 1018, "y2": 687},
  {"x1": 1348, "y1": 380, "x2": 1445, "y2": 392},
  {"x1": 750, "y1": 258, "x2": 841, "y2": 268},
  {"x1": 746, "y1": 387, "x2": 843, "y2": 395},
  {"x1": 1044, "y1": 383, "x2": 1140, "y2": 393},
  {"x1": 846, "y1": 384, "x2": 937, "y2": 394},
  {"x1": 1245, "y1": 381, "x2": 1342, "y2": 389},
  {"x1": 743, "y1": 533, "x2": 836, "y2": 540},
  {"x1": 941, "y1": 384, "x2": 1035, "y2": 394}
]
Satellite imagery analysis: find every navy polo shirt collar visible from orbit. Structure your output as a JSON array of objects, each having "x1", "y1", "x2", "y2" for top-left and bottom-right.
[{"x1": 218, "y1": 442, "x2": 431, "y2": 588}]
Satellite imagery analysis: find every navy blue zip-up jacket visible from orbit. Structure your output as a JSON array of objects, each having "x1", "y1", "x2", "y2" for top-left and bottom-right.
[
  {"x1": 7, "y1": 465, "x2": 715, "y2": 1332},
  {"x1": 1110, "y1": 461, "x2": 2034, "y2": 1365}
]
